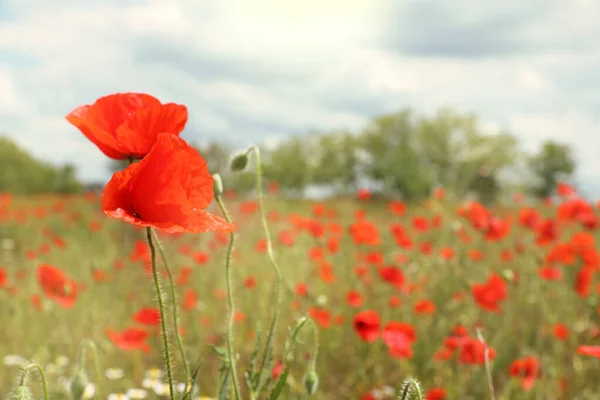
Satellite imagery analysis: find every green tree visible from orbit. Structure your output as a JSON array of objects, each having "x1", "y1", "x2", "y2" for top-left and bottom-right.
[
  {"x1": 55, "y1": 164, "x2": 82, "y2": 193},
  {"x1": 310, "y1": 131, "x2": 358, "y2": 192},
  {"x1": 416, "y1": 109, "x2": 518, "y2": 201},
  {"x1": 0, "y1": 136, "x2": 81, "y2": 193},
  {"x1": 360, "y1": 110, "x2": 433, "y2": 200},
  {"x1": 528, "y1": 140, "x2": 575, "y2": 198},
  {"x1": 196, "y1": 140, "x2": 231, "y2": 175},
  {"x1": 262, "y1": 138, "x2": 312, "y2": 195}
]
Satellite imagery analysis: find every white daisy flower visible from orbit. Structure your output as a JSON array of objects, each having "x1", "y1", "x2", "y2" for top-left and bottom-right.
[
  {"x1": 316, "y1": 295, "x2": 328, "y2": 306},
  {"x1": 1, "y1": 238, "x2": 15, "y2": 250},
  {"x1": 371, "y1": 388, "x2": 384, "y2": 399},
  {"x1": 44, "y1": 363, "x2": 62, "y2": 375},
  {"x1": 153, "y1": 382, "x2": 170, "y2": 396},
  {"x1": 145, "y1": 368, "x2": 163, "y2": 379},
  {"x1": 105, "y1": 368, "x2": 125, "y2": 380},
  {"x1": 175, "y1": 382, "x2": 186, "y2": 393},
  {"x1": 2, "y1": 355, "x2": 28, "y2": 367},
  {"x1": 381, "y1": 385, "x2": 395, "y2": 396},
  {"x1": 55, "y1": 355, "x2": 70, "y2": 367},
  {"x1": 108, "y1": 393, "x2": 130, "y2": 400},
  {"x1": 142, "y1": 378, "x2": 159, "y2": 389},
  {"x1": 83, "y1": 383, "x2": 96, "y2": 399},
  {"x1": 126, "y1": 388, "x2": 148, "y2": 399}
]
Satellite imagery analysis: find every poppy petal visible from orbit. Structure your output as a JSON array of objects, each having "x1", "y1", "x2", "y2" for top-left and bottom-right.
[{"x1": 116, "y1": 103, "x2": 188, "y2": 158}]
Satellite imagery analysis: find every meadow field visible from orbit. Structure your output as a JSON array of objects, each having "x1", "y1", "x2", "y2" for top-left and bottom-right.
[{"x1": 1, "y1": 187, "x2": 600, "y2": 399}]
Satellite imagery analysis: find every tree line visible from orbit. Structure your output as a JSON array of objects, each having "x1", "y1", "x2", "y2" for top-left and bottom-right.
[
  {"x1": 0, "y1": 137, "x2": 81, "y2": 194},
  {"x1": 194, "y1": 108, "x2": 576, "y2": 203},
  {"x1": 1, "y1": 107, "x2": 575, "y2": 201}
]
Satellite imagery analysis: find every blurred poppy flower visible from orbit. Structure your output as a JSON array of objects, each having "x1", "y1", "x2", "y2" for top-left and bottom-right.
[
  {"x1": 353, "y1": 310, "x2": 380, "y2": 342},
  {"x1": 426, "y1": 388, "x2": 446, "y2": 400},
  {"x1": 382, "y1": 322, "x2": 416, "y2": 358},
  {"x1": 577, "y1": 346, "x2": 600, "y2": 358},
  {"x1": 472, "y1": 273, "x2": 507, "y2": 312},
  {"x1": 102, "y1": 133, "x2": 233, "y2": 233},
  {"x1": 36, "y1": 264, "x2": 78, "y2": 309},
  {"x1": 106, "y1": 327, "x2": 150, "y2": 352},
  {"x1": 508, "y1": 356, "x2": 540, "y2": 391},
  {"x1": 133, "y1": 307, "x2": 160, "y2": 327}
]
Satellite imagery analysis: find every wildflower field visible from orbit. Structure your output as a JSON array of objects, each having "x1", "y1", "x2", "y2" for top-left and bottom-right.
[
  {"x1": 2, "y1": 187, "x2": 600, "y2": 399},
  {"x1": 1, "y1": 94, "x2": 600, "y2": 400}
]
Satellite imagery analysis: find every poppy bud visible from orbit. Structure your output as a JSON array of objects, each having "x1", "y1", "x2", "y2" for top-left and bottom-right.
[
  {"x1": 303, "y1": 369, "x2": 319, "y2": 395},
  {"x1": 10, "y1": 386, "x2": 33, "y2": 400},
  {"x1": 398, "y1": 377, "x2": 423, "y2": 400},
  {"x1": 230, "y1": 153, "x2": 249, "y2": 172},
  {"x1": 70, "y1": 370, "x2": 88, "y2": 400},
  {"x1": 501, "y1": 269, "x2": 515, "y2": 282},
  {"x1": 212, "y1": 174, "x2": 224, "y2": 197}
]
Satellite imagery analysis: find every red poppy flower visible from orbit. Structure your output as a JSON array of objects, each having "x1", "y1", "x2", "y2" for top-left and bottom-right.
[
  {"x1": 539, "y1": 265, "x2": 563, "y2": 281},
  {"x1": 349, "y1": 219, "x2": 381, "y2": 246},
  {"x1": 309, "y1": 307, "x2": 332, "y2": 329},
  {"x1": 133, "y1": 307, "x2": 160, "y2": 327},
  {"x1": 295, "y1": 283, "x2": 308, "y2": 297},
  {"x1": 182, "y1": 288, "x2": 198, "y2": 311},
  {"x1": 426, "y1": 388, "x2": 446, "y2": 400},
  {"x1": 508, "y1": 356, "x2": 539, "y2": 391},
  {"x1": 414, "y1": 299, "x2": 436, "y2": 315},
  {"x1": 66, "y1": 93, "x2": 188, "y2": 159},
  {"x1": 382, "y1": 322, "x2": 416, "y2": 359},
  {"x1": 106, "y1": 327, "x2": 150, "y2": 352},
  {"x1": 472, "y1": 273, "x2": 507, "y2": 312},
  {"x1": 577, "y1": 346, "x2": 600, "y2": 358},
  {"x1": 378, "y1": 266, "x2": 405, "y2": 288},
  {"x1": 553, "y1": 323, "x2": 569, "y2": 341},
  {"x1": 353, "y1": 310, "x2": 380, "y2": 342},
  {"x1": 102, "y1": 133, "x2": 233, "y2": 233},
  {"x1": 36, "y1": 264, "x2": 78, "y2": 309},
  {"x1": 0, "y1": 267, "x2": 7, "y2": 288},
  {"x1": 459, "y1": 337, "x2": 496, "y2": 364},
  {"x1": 346, "y1": 290, "x2": 362, "y2": 308}
]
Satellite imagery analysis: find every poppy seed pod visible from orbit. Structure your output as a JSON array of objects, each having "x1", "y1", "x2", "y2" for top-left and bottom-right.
[
  {"x1": 303, "y1": 369, "x2": 319, "y2": 395},
  {"x1": 10, "y1": 386, "x2": 33, "y2": 400},
  {"x1": 70, "y1": 370, "x2": 88, "y2": 400},
  {"x1": 230, "y1": 153, "x2": 249, "y2": 172}
]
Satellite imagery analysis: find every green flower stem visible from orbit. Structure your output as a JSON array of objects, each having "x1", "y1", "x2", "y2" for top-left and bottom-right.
[
  {"x1": 307, "y1": 318, "x2": 319, "y2": 370},
  {"x1": 215, "y1": 194, "x2": 242, "y2": 400},
  {"x1": 76, "y1": 339, "x2": 102, "y2": 399},
  {"x1": 20, "y1": 363, "x2": 49, "y2": 400},
  {"x1": 146, "y1": 227, "x2": 175, "y2": 400},
  {"x1": 151, "y1": 229, "x2": 192, "y2": 394},
  {"x1": 247, "y1": 146, "x2": 283, "y2": 394}
]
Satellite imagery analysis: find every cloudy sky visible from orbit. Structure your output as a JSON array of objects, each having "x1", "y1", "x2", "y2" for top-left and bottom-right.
[{"x1": 1, "y1": 0, "x2": 599, "y2": 193}]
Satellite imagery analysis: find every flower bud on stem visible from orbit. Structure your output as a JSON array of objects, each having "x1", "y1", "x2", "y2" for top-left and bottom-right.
[
  {"x1": 18, "y1": 363, "x2": 49, "y2": 400},
  {"x1": 214, "y1": 180, "x2": 242, "y2": 400}
]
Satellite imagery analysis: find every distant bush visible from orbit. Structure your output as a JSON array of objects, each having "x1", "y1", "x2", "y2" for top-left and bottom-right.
[{"x1": 0, "y1": 136, "x2": 82, "y2": 194}]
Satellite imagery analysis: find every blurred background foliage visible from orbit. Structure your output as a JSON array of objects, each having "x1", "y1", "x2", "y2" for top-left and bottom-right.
[
  {"x1": 2, "y1": 107, "x2": 576, "y2": 202},
  {"x1": 0, "y1": 137, "x2": 81, "y2": 194}
]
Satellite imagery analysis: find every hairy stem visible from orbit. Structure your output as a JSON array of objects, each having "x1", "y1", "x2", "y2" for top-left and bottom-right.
[
  {"x1": 20, "y1": 363, "x2": 50, "y2": 400},
  {"x1": 76, "y1": 339, "x2": 102, "y2": 399},
  {"x1": 248, "y1": 146, "x2": 283, "y2": 393},
  {"x1": 215, "y1": 195, "x2": 242, "y2": 400},
  {"x1": 151, "y1": 229, "x2": 191, "y2": 394},
  {"x1": 146, "y1": 227, "x2": 175, "y2": 399}
]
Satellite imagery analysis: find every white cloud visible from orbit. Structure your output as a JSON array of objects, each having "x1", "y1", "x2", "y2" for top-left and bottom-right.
[
  {"x1": 0, "y1": 0, "x2": 599, "y2": 196},
  {"x1": 510, "y1": 111, "x2": 600, "y2": 178}
]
